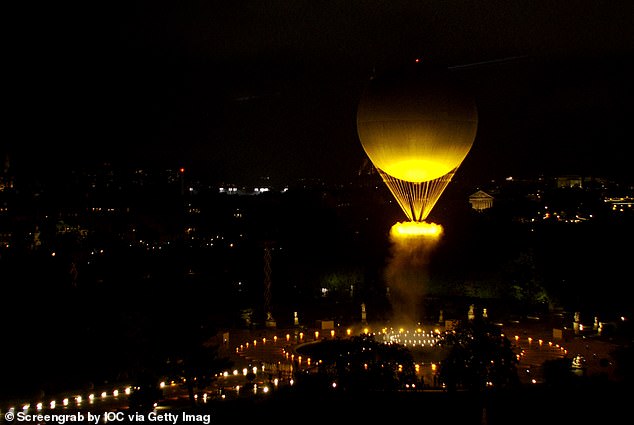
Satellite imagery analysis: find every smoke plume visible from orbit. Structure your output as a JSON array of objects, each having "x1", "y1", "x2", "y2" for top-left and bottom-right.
[{"x1": 385, "y1": 222, "x2": 443, "y2": 326}]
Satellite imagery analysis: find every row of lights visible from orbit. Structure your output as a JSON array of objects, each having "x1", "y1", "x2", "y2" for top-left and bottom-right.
[
  {"x1": 234, "y1": 328, "x2": 349, "y2": 354},
  {"x1": 2, "y1": 386, "x2": 134, "y2": 416},
  {"x1": 12, "y1": 325, "x2": 558, "y2": 414},
  {"x1": 510, "y1": 334, "x2": 567, "y2": 384},
  {"x1": 511, "y1": 334, "x2": 568, "y2": 356},
  {"x1": 214, "y1": 366, "x2": 295, "y2": 398},
  {"x1": 229, "y1": 327, "x2": 569, "y2": 392}
]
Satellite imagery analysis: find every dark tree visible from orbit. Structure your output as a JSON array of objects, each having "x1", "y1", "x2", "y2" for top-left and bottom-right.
[
  {"x1": 295, "y1": 334, "x2": 418, "y2": 392},
  {"x1": 611, "y1": 344, "x2": 634, "y2": 384},
  {"x1": 158, "y1": 317, "x2": 233, "y2": 406},
  {"x1": 542, "y1": 357, "x2": 575, "y2": 386},
  {"x1": 438, "y1": 318, "x2": 519, "y2": 392}
]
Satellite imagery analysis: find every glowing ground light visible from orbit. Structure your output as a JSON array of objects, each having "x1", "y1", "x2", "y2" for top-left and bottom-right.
[{"x1": 390, "y1": 221, "x2": 443, "y2": 238}]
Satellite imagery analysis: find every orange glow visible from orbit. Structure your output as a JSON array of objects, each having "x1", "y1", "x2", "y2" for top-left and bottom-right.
[
  {"x1": 390, "y1": 221, "x2": 443, "y2": 239},
  {"x1": 383, "y1": 158, "x2": 451, "y2": 183},
  {"x1": 356, "y1": 66, "x2": 477, "y2": 221}
]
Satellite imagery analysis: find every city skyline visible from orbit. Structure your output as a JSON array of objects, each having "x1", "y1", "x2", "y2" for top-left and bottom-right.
[{"x1": 2, "y1": 3, "x2": 633, "y2": 417}]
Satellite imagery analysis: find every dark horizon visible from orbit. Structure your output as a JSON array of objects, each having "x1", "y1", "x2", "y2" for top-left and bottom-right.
[{"x1": 5, "y1": 1, "x2": 634, "y2": 185}]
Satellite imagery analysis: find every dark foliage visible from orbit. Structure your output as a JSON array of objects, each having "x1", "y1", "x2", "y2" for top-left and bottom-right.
[
  {"x1": 438, "y1": 318, "x2": 519, "y2": 391},
  {"x1": 295, "y1": 334, "x2": 418, "y2": 392}
]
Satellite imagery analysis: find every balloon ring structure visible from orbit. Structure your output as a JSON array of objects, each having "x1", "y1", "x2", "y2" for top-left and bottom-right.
[{"x1": 356, "y1": 64, "x2": 478, "y2": 222}]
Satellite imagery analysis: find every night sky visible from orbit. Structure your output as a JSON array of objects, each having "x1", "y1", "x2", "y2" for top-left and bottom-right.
[{"x1": 6, "y1": 1, "x2": 634, "y2": 184}]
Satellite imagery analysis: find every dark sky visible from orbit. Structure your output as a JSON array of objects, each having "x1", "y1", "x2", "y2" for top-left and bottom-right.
[{"x1": 6, "y1": 1, "x2": 634, "y2": 185}]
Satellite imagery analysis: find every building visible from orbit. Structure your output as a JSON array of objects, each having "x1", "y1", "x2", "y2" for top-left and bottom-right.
[
  {"x1": 468, "y1": 190, "x2": 494, "y2": 212},
  {"x1": 556, "y1": 175, "x2": 583, "y2": 189}
]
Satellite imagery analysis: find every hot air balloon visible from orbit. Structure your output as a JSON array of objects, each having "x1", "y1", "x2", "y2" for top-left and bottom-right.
[{"x1": 356, "y1": 64, "x2": 478, "y2": 222}]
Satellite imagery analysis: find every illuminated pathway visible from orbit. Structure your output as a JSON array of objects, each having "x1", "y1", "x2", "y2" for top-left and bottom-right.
[
  {"x1": 0, "y1": 323, "x2": 599, "y2": 420},
  {"x1": 509, "y1": 334, "x2": 566, "y2": 384}
]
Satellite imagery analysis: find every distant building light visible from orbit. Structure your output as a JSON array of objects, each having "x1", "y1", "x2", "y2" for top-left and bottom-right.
[{"x1": 469, "y1": 190, "x2": 494, "y2": 211}]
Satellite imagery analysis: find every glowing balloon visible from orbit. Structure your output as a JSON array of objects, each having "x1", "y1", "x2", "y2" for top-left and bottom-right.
[{"x1": 357, "y1": 64, "x2": 478, "y2": 221}]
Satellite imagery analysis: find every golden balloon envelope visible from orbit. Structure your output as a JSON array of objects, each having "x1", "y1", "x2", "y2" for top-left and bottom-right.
[{"x1": 357, "y1": 65, "x2": 478, "y2": 221}]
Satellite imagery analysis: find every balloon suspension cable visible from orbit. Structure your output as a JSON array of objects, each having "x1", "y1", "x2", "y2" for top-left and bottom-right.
[{"x1": 378, "y1": 168, "x2": 457, "y2": 222}]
